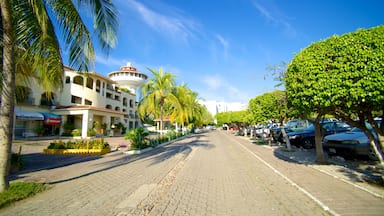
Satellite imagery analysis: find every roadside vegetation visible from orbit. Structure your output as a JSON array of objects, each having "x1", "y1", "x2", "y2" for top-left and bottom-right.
[
  {"x1": 0, "y1": 182, "x2": 47, "y2": 209},
  {"x1": 217, "y1": 25, "x2": 384, "y2": 167}
]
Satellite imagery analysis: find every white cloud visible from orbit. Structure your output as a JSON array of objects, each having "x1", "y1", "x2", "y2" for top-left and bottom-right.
[
  {"x1": 96, "y1": 54, "x2": 127, "y2": 68},
  {"x1": 125, "y1": 0, "x2": 199, "y2": 42},
  {"x1": 203, "y1": 74, "x2": 230, "y2": 90},
  {"x1": 251, "y1": 0, "x2": 297, "y2": 37},
  {"x1": 215, "y1": 34, "x2": 229, "y2": 59}
]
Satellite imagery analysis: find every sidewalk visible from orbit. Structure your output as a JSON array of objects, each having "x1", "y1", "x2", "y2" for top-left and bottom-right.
[{"x1": 255, "y1": 140, "x2": 384, "y2": 198}]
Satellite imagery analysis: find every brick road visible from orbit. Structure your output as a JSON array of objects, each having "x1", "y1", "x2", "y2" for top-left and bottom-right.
[{"x1": 1, "y1": 130, "x2": 383, "y2": 215}]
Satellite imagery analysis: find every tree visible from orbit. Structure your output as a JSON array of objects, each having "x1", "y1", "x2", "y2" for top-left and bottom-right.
[
  {"x1": 286, "y1": 25, "x2": 384, "y2": 164},
  {"x1": 138, "y1": 68, "x2": 178, "y2": 132},
  {"x1": 0, "y1": 0, "x2": 118, "y2": 192}
]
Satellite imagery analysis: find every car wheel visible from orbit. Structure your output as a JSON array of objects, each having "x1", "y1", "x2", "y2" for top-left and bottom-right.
[
  {"x1": 302, "y1": 139, "x2": 314, "y2": 149},
  {"x1": 368, "y1": 148, "x2": 378, "y2": 161}
]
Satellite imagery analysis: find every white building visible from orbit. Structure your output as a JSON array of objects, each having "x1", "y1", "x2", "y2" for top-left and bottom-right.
[{"x1": 14, "y1": 63, "x2": 147, "y2": 139}]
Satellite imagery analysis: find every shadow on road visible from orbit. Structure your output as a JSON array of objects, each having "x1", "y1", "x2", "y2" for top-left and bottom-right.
[{"x1": 11, "y1": 134, "x2": 213, "y2": 185}]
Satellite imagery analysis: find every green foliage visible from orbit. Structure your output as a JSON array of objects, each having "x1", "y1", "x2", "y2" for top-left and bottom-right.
[
  {"x1": 215, "y1": 110, "x2": 251, "y2": 126},
  {"x1": 10, "y1": 153, "x2": 24, "y2": 172},
  {"x1": 285, "y1": 25, "x2": 384, "y2": 162},
  {"x1": 0, "y1": 182, "x2": 46, "y2": 209},
  {"x1": 125, "y1": 128, "x2": 149, "y2": 150},
  {"x1": 47, "y1": 139, "x2": 109, "y2": 150},
  {"x1": 286, "y1": 25, "x2": 384, "y2": 116},
  {"x1": 249, "y1": 90, "x2": 291, "y2": 124},
  {"x1": 71, "y1": 129, "x2": 81, "y2": 137}
]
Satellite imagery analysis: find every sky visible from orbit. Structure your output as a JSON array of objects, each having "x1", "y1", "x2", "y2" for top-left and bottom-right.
[{"x1": 88, "y1": 0, "x2": 383, "y2": 110}]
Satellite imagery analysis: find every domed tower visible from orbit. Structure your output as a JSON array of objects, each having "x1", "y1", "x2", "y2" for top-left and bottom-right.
[{"x1": 108, "y1": 62, "x2": 148, "y2": 95}]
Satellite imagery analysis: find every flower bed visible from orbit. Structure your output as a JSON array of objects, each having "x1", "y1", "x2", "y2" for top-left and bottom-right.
[{"x1": 43, "y1": 139, "x2": 110, "y2": 155}]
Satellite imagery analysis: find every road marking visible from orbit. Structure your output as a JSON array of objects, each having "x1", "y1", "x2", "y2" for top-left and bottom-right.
[{"x1": 226, "y1": 133, "x2": 339, "y2": 216}]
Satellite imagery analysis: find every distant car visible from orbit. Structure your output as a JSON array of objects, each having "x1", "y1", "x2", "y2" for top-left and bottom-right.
[
  {"x1": 323, "y1": 120, "x2": 382, "y2": 160},
  {"x1": 287, "y1": 121, "x2": 352, "y2": 149}
]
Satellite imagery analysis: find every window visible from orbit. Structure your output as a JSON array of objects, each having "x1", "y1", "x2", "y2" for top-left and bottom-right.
[
  {"x1": 96, "y1": 80, "x2": 101, "y2": 93},
  {"x1": 129, "y1": 99, "x2": 134, "y2": 108},
  {"x1": 86, "y1": 77, "x2": 93, "y2": 89},
  {"x1": 41, "y1": 92, "x2": 56, "y2": 106},
  {"x1": 65, "y1": 76, "x2": 70, "y2": 84},
  {"x1": 71, "y1": 95, "x2": 82, "y2": 104},
  {"x1": 115, "y1": 107, "x2": 120, "y2": 111},
  {"x1": 73, "y1": 76, "x2": 84, "y2": 86},
  {"x1": 106, "y1": 104, "x2": 112, "y2": 109},
  {"x1": 85, "y1": 99, "x2": 92, "y2": 105}
]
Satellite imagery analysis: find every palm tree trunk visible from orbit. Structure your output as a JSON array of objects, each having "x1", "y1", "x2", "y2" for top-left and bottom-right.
[{"x1": 0, "y1": 0, "x2": 16, "y2": 192}]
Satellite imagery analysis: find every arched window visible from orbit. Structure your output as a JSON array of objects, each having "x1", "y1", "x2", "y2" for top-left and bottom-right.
[
  {"x1": 123, "y1": 97, "x2": 127, "y2": 106},
  {"x1": 41, "y1": 92, "x2": 56, "y2": 106},
  {"x1": 96, "y1": 80, "x2": 101, "y2": 93},
  {"x1": 73, "y1": 76, "x2": 83, "y2": 86},
  {"x1": 129, "y1": 99, "x2": 134, "y2": 108},
  {"x1": 106, "y1": 104, "x2": 112, "y2": 109},
  {"x1": 65, "y1": 76, "x2": 70, "y2": 84},
  {"x1": 86, "y1": 77, "x2": 93, "y2": 89},
  {"x1": 115, "y1": 107, "x2": 120, "y2": 111}
]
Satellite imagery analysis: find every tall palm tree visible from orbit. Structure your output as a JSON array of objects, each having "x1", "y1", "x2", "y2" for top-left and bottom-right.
[
  {"x1": 169, "y1": 84, "x2": 198, "y2": 128},
  {"x1": 0, "y1": 0, "x2": 118, "y2": 192},
  {"x1": 138, "y1": 67, "x2": 178, "y2": 132}
]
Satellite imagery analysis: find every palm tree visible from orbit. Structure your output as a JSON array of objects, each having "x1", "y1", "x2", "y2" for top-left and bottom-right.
[
  {"x1": 0, "y1": 0, "x2": 118, "y2": 192},
  {"x1": 138, "y1": 67, "x2": 178, "y2": 132},
  {"x1": 169, "y1": 84, "x2": 199, "y2": 129}
]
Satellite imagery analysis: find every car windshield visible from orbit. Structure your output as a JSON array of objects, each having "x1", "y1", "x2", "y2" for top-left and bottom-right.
[{"x1": 350, "y1": 119, "x2": 381, "y2": 132}]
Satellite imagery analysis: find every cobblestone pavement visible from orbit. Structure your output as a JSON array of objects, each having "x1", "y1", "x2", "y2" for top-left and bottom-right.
[{"x1": 2, "y1": 131, "x2": 384, "y2": 215}]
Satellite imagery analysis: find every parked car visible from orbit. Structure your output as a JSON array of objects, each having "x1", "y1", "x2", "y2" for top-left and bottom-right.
[
  {"x1": 323, "y1": 120, "x2": 382, "y2": 160},
  {"x1": 286, "y1": 121, "x2": 352, "y2": 149},
  {"x1": 271, "y1": 119, "x2": 310, "y2": 143}
]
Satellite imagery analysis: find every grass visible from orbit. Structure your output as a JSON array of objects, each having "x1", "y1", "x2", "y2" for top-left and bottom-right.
[{"x1": 0, "y1": 182, "x2": 47, "y2": 209}]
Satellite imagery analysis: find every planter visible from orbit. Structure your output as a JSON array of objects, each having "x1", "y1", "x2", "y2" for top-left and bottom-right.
[{"x1": 43, "y1": 148, "x2": 110, "y2": 155}]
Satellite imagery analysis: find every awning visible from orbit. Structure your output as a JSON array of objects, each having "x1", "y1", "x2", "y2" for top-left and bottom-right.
[
  {"x1": 15, "y1": 111, "x2": 44, "y2": 121},
  {"x1": 41, "y1": 113, "x2": 62, "y2": 125}
]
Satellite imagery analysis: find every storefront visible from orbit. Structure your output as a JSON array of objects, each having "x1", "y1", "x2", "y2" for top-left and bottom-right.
[
  {"x1": 15, "y1": 111, "x2": 44, "y2": 138},
  {"x1": 41, "y1": 113, "x2": 62, "y2": 136}
]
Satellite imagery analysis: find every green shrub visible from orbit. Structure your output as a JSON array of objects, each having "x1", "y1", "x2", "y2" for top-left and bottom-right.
[
  {"x1": 71, "y1": 129, "x2": 81, "y2": 137},
  {"x1": 125, "y1": 128, "x2": 149, "y2": 150},
  {"x1": 47, "y1": 139, "x2": 109, "y2": 150},
  {"x1": 10, "y1": 153, "x2": 23, "y2": 172}
]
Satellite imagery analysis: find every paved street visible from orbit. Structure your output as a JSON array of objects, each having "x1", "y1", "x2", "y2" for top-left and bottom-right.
[{"x1": 1, "y1": 130, "x2": 384, "y2": 215}]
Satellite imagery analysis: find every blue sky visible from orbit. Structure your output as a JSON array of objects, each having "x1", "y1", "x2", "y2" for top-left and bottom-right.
[{"x1": 91, "y1": 0, "x2": 383, "y2": 105}]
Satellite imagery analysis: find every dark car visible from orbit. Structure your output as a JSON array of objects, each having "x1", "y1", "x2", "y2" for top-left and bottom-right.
[
  {"x1": 271, "y1": 119, "x2": 310, "y2": 143},
  {"x1": 286, "y1": 121, "x2": 352, "y2": 149},
  {"x1": 323, "y1": 120, "x2": 382, "y2": 160}
]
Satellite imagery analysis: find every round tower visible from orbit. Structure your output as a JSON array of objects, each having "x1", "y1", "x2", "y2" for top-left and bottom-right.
[{"x1": 108, "y1": 62, "x2": 148, "y2": 94}]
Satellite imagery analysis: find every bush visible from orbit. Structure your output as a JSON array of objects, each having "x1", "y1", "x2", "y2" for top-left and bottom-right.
[
  {"x1": 125, "y1": 128, "x2": 149, "y2": 150},
  {"x1": 10, "y1": 153, "x2": 23, "y2": 172},
  {"x1": 71, "y1": 129, "x2": 81, "y2": 137},
  {"x1": 48, "y1": 139, "x2": 110, "y2": 150}
]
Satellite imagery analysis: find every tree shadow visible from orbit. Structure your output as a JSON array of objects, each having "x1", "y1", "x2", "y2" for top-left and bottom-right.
[
  {"x1": 272, "y1": 146, "x2": 384, "y2": 187},
  {"x1": 12, "y1": 134, "x2": 213, "y2": 185}
]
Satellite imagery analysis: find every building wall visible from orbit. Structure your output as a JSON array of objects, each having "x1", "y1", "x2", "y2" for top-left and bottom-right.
[{"x1": 14, "y1": 66, "x2": 142, "y2": 139}]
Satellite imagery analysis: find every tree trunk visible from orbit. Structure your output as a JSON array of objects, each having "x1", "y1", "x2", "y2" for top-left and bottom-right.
[
  {"x1": 281, "y1": 126, "x2": 292, "y2": 151},
  {"x1": 0, "y1": 0, "x2": 16, "y2": 192},
  {"x1": 314, "y1": 121, "x2": 326, "y2": 164}
]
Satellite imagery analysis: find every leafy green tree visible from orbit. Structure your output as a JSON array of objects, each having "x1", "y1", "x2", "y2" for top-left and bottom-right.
[
  {"x1": 286, "y1": 25, "x2": 384, "y2": 164},
  {"x1": 0, "y1": 0, "x2": 118, "y2": 192},
  {"x1": 249, "y1": 90, "x2": 288, "y2": 124}
]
